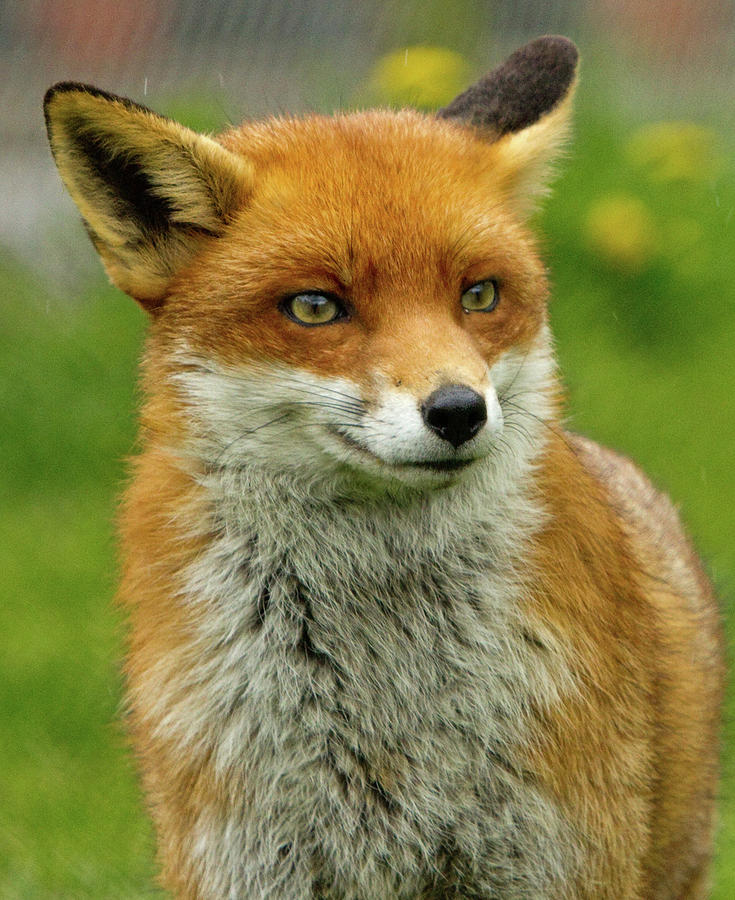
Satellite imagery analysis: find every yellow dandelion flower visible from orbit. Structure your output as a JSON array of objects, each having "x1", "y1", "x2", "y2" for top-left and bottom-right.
[
  {"x1": 626, "y1": 122, "x2": 722, "y2": 183},
  {"x1": 368, "y1": 46, "x2": 470, "y2": 110},
  {"x1": 585, "y1": 194, "x2": 658, "y2": 273}
]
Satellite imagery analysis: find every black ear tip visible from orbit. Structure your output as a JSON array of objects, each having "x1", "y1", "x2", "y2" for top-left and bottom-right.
[
  {"x1": 512, "y1": 35, "x2": 579, "y2": 83},
  {"x1": 527, "y1": 35, "x2": 579, "y2": 68},
  {"x1": 44, "y1": 83, "x2": 109, "y2": 140},
  {"x1": 437, "y1": 34, "x2": 579, "y2": 135},
  {"x1": 43, "y1": 82, "x2": 169, "y2": 135},
  {"x1": 44, "y1": 81, "x2": 96, "y2": 109},
  {"x1": 44, "y1": 82, "x2": 72, "y2": 116}
]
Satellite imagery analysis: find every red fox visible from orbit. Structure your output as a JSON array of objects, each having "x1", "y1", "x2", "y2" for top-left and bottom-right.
[{"x1": 44, "y1": 36, "x2": 724, "y2": 899}]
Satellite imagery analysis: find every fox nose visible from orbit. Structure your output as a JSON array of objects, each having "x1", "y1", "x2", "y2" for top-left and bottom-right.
[{"x1": 421, "y1": 385, "x2": 487, "y2": 449}]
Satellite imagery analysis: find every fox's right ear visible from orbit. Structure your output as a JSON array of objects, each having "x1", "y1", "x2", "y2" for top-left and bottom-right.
[
  {"x1": 438, "y1": 36, "x2": 579, "y2": 211},
  {"x1": 44, "y1": 83, "x2": 253, "y2": 309}
]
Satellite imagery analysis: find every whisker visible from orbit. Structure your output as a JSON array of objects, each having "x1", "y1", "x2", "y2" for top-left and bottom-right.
[
  {"x1": 211, "y1": 416, "x2": 372, "y2": 466},
  {"x1": 284, "y1": 395, "x2": 391, "y2": 430},
  {"x1": 213, "y1": 411, "x2": 291, "y2": 466},
  {"x1": 503, "y1": 419, "x2": 535, "y2": 443},
  {"x1": 287, "y1": 399, "x2": 365, "y2": 416},
  {"x1": 309, "y1": 422, "x2": 369, "y2": 430},
  {"x1": 500, "y1": 387, "x2": 544, "y2": 404},
  {"x1": 501, "y1": 400, "x2": 576, "y2": 453},
  {"x1": 502, "y1": 400, "x2": 552, "y2": 431},
  {"x1": 269, "y1": 377, "x2": 365, "y2": 407},
  {"x1": 496, "y1": 346, "x2": 534, "y2": 405}
]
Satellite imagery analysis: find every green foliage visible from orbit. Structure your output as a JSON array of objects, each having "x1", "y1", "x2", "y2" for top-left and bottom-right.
[{"x1": 2, "y1": 92, "x2": 734, "y2": 895}]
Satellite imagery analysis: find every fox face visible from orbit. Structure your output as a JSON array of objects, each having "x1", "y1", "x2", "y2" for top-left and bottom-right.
[
  {"x1": 166, "y1": 113, "x2": 557, "y2": 495},
  {"x1": 44, "y1": 38, "x2": 575, "y2": 497}
]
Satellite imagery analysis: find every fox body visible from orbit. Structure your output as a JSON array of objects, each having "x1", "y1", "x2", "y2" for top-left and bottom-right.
[{"x1": 45, "y1": 38, "x2": 723, "y2": 899}]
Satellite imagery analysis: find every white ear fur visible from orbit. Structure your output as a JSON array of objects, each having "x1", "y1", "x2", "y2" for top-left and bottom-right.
[{"x1": 44, "y1": 83, "x2": 253, "y2": 307}]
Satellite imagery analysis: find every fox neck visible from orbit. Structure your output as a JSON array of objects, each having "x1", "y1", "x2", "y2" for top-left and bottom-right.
[{"x1": 196, "y1": 460, "x2": 543, "y2": 608}]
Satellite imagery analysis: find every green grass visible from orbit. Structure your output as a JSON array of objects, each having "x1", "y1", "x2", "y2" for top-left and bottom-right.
[
  {"x1": 2, "y1": 99, "x2": 734, "y2": 895},
  {"x1": 0, "y1": 263, "x2": 159, "y2": 896}
]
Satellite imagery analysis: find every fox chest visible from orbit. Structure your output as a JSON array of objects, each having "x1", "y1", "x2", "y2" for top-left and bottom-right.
[{"x1": 181, "y1": 557, "x2": 575, "y2": 898}]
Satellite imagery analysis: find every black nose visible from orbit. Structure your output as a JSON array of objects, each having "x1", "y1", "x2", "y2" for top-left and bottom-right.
[{"x1": 421, "y1": 385, "x2": 487, "y2": 449}]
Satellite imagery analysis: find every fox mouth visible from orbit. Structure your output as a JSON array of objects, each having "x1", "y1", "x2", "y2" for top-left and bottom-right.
[
  {"x1": 326, "y1": 426, "x2": 478, "y2": 474},
  {"x1": 404, "y1": 457, "x2": 475, "y2": 472}
]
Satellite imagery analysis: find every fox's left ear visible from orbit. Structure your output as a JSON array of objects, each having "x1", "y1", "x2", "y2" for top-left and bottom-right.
[{"x1": 438, "y1": 36, "x2": 579, "y2": 209}]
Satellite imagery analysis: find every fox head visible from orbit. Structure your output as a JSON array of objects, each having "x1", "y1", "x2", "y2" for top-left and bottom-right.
[{"x1": 45, "y1": 37, "x2": 578, "y2": 498}]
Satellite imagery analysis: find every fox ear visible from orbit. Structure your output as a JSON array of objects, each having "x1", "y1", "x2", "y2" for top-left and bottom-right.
[
  {"x1": 44, "y1": 83, "x2": 252, "y2": 308},
  {"x1": 438, "y1": 36, "x2": 579, "y2": 209}
]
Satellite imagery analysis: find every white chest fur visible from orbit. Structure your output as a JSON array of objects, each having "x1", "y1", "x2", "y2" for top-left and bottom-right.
[{"x1": 140, "y1": 459, "x2": 578, "y2": 899}]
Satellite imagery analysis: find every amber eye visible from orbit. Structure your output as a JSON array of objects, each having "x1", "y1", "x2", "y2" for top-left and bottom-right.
[
  {"x1": 461, "y1": 280, "x2": 499, "y2": 313},
  {"x1": 282, "y1": 293, "x2": 346, "y2": 326}
]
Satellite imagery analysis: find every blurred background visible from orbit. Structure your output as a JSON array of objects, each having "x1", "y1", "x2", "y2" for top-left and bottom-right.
[{"x1": 1, "y1": 1, "x2": 734, "y2": 896}]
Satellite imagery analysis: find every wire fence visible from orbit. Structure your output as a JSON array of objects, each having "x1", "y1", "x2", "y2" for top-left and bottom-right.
[{"x1": 1, "y1": 0, "x2": 733, "y2": 287}]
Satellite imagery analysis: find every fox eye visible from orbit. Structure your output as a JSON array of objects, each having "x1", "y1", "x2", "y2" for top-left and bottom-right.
[
  {"x1": 282, "y1": 293, "x2": 347, "y2": 326},
  {"x1": 461, "y1": 280, "x2": 499, "y2": 313}
]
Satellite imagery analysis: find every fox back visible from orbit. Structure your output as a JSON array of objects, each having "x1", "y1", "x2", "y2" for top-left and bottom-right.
[{"x1": 45, "y1": 37, "x2": 724, "y2": 899}]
